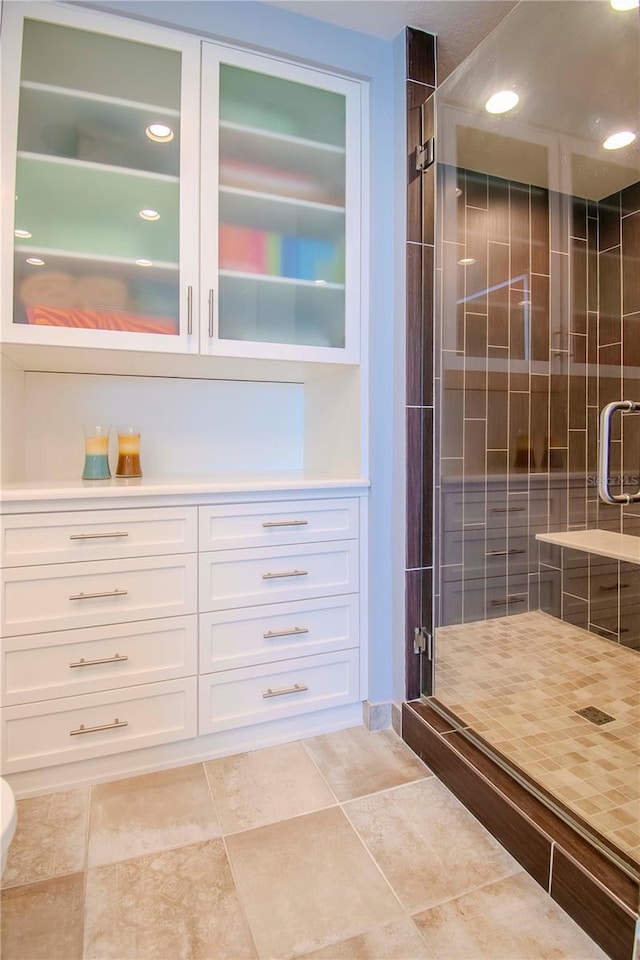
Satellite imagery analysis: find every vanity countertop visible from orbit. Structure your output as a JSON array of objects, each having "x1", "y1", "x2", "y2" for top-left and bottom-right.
[{"x1": 0, "y1": 473, "x2": 370, "y2": 511}]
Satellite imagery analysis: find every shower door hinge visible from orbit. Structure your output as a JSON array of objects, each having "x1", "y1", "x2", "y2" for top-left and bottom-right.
[
  {"x1": 414, "y1": 626, "x2": 432, "y2": 659},
  {"x1": 415, "y1": 137, "x2": 435, "y2": 172}
]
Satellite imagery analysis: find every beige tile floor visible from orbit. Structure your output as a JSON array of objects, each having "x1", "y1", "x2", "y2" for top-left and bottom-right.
[
  {"x1": 1, "y1": 725, "x2": 607, "y2": 960},
  {"x1": 435, "y1": 610, "x2": 640, "y2": 866}
]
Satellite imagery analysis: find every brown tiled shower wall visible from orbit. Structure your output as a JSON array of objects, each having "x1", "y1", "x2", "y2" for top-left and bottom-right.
[
  {"x1": 436, "y1": 166, "x2": 640, "y2": 634},
  {"x1": 405, "y1": 27, "x2": 436, "y2": 699}
]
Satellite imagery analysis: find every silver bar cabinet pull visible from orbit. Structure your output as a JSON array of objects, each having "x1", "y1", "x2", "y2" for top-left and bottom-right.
[
  {"x1": 262, "y1": 683, "x2": 308, "y2": 699},
  {"x1": 69, "y1": 654, "x2": 128, "y2": 669},
  {"x1": 69, "y1": 531, "x2": 129, "y2": 541},
  {"x1": 490, "y1": 596, "x2": 525, "y2": 606},
  {"x1": 262, "y1": 570, "x2": 308, "y2": 580},
  {"x1": 486, "y1": 548, "x2": 526, "y2": 557},
  {"x1": 208, "y1": 289, "x2": 214, "y2": 337},
  {"x1": 262, "y1": 519, "x2": 309, "y2": 528},
  {"x1": 263, "y1": 627, "x2": 309, "y2": 639},
  {"x1": 598, "y1": 400, "x2": 640, "y2": 504},
  {"x1": 187, "y1": 284, "x2": 193, "y2": 335},
  {"x1": 70, "y1": 718, "x2": 128, "y2": 736},
  {"x1": 68, "y1": 588, "x2": 128, "y2": 601}
]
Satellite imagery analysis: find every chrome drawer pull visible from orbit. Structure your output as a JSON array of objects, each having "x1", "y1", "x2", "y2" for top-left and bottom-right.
[
  {"x1": 68, "y1": 589, "x2": 128, "y2": 601},
  {"x1": 262, "y1": 683, "x2": 308, "y2": 699},
  {"x1": 263, "y1": 626, "x2": 309, "y2": 639},
  {"x1": 491, "y1": 596, "x2": 525, "y2": 606},
  {"x1": 70, "y1": 718, "x2": 128, "y2": 736},
  {"x1": 69, "y1": 531, "x2": 129, "y2": 540},
  {"x1": 187, "y1": 284, "x2": 193, "y2": 335},
  {"x1": 491, "y1": 507, "x2": 526, "y2": 514},
  {"x1": 262, "y1": 570, "x2": 308, "y2": 580},
  {"x1": 69, "y1": 654, "x2": 128, "y2": 669},
  {"x1": 486, "y1": 548, "x2": 526, "y2": 557},
  {"x1": 262, "y1": 519, "x2": 309, "y2": 528}
]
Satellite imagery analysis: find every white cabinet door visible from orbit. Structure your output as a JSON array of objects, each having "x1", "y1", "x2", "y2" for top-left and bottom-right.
[
  {"x1": 200, "y1": 42, "x2": 363, "y2": 363},
  {"x1": 198, "y1": 498, "x2": 358, "y2": 551},
  {"x1": 1, "y1": 3, "x2": 200, "y2": 355},
  {"x1": 199, "y1": 540, "x2": 359, "y2": 611},
  {"x1": 199, "y1": 649, "x2": 359, "y2": 734},
  {"x1": 1, "y1": 554, "x2": 198, "y2": 636},
  {"x1": 1, "y1": 506, "x2": 198, "y2": 567},
  {"x1": 2, "y1": 677, "x2": 198, "y2": 772}
]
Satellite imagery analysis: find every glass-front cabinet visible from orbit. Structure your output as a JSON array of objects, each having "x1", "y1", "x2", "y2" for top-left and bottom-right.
[
  {"x1": 200, "y1": 46, "x2": 362, "y2": 361},
  {"x1": 1, "y1": 4, "x2": 364, "y2": 364},
  {"x1": 1, "y1": 4, "x2": 201, "y2": 354}
]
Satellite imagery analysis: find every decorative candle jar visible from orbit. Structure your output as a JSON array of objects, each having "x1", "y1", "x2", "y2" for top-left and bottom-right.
[
  {"x1": 82, "y1": 425, "x2": 111, "y2": 480},
  {"x1": 115, "y1": 426, "x2": 142, "y2": 478}
]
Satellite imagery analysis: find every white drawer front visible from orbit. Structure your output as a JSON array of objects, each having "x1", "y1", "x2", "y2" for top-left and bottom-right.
[
  {"x1": 199, "y1": 595, "x2": 359, "y2": 672},
  {"x1": 1, "y1": 507, "x2": 197, "y2": 567},
  {"x1": 199, "y1": 541, "x2": 359, "y2": 611},
  {"x1": 2, "y1": 678, "x2": 197, "y2": 773},
  {"x1": 1, "y1": 554, "x2": 198, "y2": 637},
  {"x1": 199, "y1": 649, "x2": 359, "y2": 734},
  {"x1": 2, "y1": 616, "x2": 197, "y2": 706},
  {"x1": 199, "y1": 498, "x2": 358, "y2": 550}
]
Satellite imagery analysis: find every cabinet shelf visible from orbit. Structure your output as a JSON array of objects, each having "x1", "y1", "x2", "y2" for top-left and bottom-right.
[
  {"x1": 19, "y1": 81, "x2": 180, "y2": 176},
  {"x1": 15, "y1": 152, "x2": 179, "y2": 262},
  {"x1": 219, "y1": 270, "x2": 344, "y2": 290},
  {"x1": 15, "y1": 246, "x2": 179, "y2": 273},
  {"x1": 220, "y1": 122, "x2": 345, "y2": 197},
  {"x1": 220, "y1": 187, "x2": 344, "y2": 241}
]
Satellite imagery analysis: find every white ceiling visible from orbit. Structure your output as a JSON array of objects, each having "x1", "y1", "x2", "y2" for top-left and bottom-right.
[
  {"x1": 267, "y1": 0, "x2": 639, "y2": 198},
  {"x1": 265, "y1": 0, "x2": 518, "y2": 80}
]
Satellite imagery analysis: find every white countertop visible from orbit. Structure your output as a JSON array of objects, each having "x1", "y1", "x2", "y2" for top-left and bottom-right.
[
  {"x1": 536, "y1": 529, "x2": 640, "y2": 566},
  {"x1": 0, "y1": 473, "x2": 370, "y2": 506}
]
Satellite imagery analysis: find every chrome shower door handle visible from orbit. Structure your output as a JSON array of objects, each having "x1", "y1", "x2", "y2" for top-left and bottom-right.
[{"x1": 598, "y1": 401, "x2": 640, "y2": 504}]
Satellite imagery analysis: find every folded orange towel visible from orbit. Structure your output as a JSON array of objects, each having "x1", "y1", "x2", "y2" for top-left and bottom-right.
[{"x1": 27, "y1": 306, "x2": 177, "y2": 335}]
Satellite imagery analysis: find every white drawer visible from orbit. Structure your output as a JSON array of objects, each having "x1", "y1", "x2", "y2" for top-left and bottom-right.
[
  {"x1": 2, "y1": 677, "x2": 197, "y2": 773},
  {"x1": 198, "y1": 498, "x2": 358, "y2": 550},
  {"x1": 199, "y1": 541, "x2": 359, "y2": 611},
  {"x1": 1, "y1": 554, "x2": 198, "y2": 637},
  {"x1": 2, "y1": 616, "x2": 197, "y2": 706},
  {"x1": 198, "y1": 649, "x2": 359, "y2": 734},
  {"x1": 1, "y1": 507, "x2": 197, "y2": 567},
  {"x1": 199, "y1": 595, "x2": 359, "y2": 672}
]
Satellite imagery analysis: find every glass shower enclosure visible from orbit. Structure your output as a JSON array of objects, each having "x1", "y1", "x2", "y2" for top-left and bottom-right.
[{"x1": 428, "y1": 0, "x2": 639, "y2": 880}]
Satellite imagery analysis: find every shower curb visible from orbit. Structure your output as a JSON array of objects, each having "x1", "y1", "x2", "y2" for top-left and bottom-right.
[{"x1": 402, "y1": 699, "x2": 639, "y2": 960}]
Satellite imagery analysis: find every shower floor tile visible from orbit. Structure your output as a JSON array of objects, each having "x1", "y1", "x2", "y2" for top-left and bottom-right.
[
  {"x1": 435, "y1": 610, "x2": 640, "y2": 867},
  {"x1": 0, "y1": 726, "x2": 608, "y2": 960}
]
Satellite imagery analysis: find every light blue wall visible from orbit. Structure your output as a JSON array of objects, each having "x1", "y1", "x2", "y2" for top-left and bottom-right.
[{"x1": 82, "y1": 0, "x2": 405, "y2": 705}]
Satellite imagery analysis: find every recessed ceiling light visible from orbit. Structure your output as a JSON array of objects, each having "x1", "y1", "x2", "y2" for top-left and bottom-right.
[
  {"x1": 14, "y1": 228, "x2": 31, "y2": 239},
  {"x1": 603, "y1": 130, "x2": 636, "y2": 150},
  {"x1": 139, "y1": 208, "x2": 160, "y2": 221},
  {"x1": 314, "y1": 279, "x2": 327, "y2": 285},
  {"x1": 26, "y1": 257, "x2": 45, "y2": 265},
  {"x1": 145, "y1": 123, "x2": 174, "y2": 143},
  {"x1": 610, "y1": 0, "x2": 638, "y2": 10},
  {"x1": 485, "y1": 90, "x2": 519, "y2": 114},
  {"x1": 135, "y1": 259, "x2": 153, "y2": 266},
  {"x1": 458, "y1": 258, "x2": 476, "y2": 266}
]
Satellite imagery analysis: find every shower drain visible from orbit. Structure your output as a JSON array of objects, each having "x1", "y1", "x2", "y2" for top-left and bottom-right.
[{"x1": 575, "y1": 706, "x2": 616, "y2": 726}]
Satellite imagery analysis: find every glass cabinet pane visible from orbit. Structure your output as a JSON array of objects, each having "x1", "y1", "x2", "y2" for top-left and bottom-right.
[
  {"x1": 217, "y1": 63, "x2": 346, "y2": 348},
  {"x1": 13, "y1": 19, "x2": 181, "y2": 335}
]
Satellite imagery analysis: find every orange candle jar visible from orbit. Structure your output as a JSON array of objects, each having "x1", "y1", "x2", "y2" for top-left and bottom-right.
[{"x1": 115, "y1": 426, "x2": 142, "y2": 478}]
